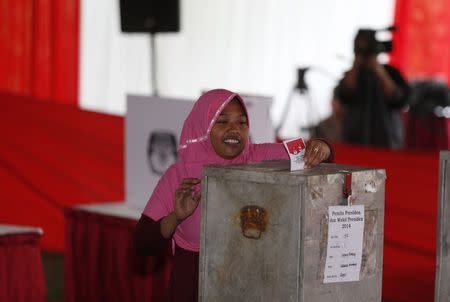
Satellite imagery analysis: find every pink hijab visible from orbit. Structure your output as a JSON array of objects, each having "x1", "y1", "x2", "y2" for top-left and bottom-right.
[{"x1": 143, "y1": 89, "x2": 287, "y2": 252}]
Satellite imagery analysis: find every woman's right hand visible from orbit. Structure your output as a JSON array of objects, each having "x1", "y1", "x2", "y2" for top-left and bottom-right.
[{"x1": 174, "y1": 178, "x2": 201, "y2": 222}]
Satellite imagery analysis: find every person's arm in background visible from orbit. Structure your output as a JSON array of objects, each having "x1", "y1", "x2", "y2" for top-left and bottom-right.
[
  {"x1": 341, "y1": 56, "x2": 362, "y2": 91},
  {"x1": 341, "y1": 54, "x2": 397, "y2": 98},
  {"x1": 371, "y1": 60, "x2": 397, "y2": 99},
  {"x1": 367, "y1": 56, "x2": 409, "y2": 106},
  {"x1": 378, "y1": 63, "x2": 410, "y2": 108},
  {"x1": 338, "y1": 55, "x2": 409, "y2": 108},
  {"x1": 336, "y1": 57, "x2": 362, "y2": 106}
]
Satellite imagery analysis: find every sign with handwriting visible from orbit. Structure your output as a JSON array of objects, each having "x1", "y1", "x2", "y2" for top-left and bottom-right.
[{"x1": 323, "y1": 205, "x2": 365, "y2": 283}]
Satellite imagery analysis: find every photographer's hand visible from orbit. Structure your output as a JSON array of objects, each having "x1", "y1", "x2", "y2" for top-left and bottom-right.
[
  {"x1": 371, "y1": 59, "x2": 397, "y2": 100},
  {"x1": 367, "y1": 56, "x2": 380, "y2": 71},
  {"x1": 342, "y1": 57, "x2": 361, "y2": 90},
  {"x1": 354, "y1": 55, "x2": 364, "y2": 69}
]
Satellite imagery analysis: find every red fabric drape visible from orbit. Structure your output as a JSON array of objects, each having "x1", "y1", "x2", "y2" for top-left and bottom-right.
[
  {"x1": 0, "y1": 0, "x2": 79, "y2": 104},
  {"x1": 390, "y1": 0, "x2": 450, "y2": 85},
  {"x1": 0, "y1": 233, "x2": 46, "y2": 302},
  {"x1": 64, "y1": 209, "x2": 172, "y2": 302},
  {"x1": 0, "y1": 93, "x2": 123, "y2": 251}
]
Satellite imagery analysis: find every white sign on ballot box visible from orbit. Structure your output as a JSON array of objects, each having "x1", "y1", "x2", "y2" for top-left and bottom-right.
[
  {"x1": 125, "y1": 94, "x2": 275, "y2": 211},
  {"x1": 323, "y1": 205, "x2": 365, "y2": 283}
]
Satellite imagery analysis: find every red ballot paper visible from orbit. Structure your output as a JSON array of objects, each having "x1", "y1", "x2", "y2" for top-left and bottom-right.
[{"x1": 282, "y1": 137, "x2": 306, "y2": 171}]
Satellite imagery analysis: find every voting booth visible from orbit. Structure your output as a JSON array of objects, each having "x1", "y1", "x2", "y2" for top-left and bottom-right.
[
  {"x1": 199, "y1": 161, "x2": 385, "y2": 302},
  {"x1": 125, "y1": 94, "x2": 275, "y2": 211},
  {"x1": 435, "y1": 150, "x2": 450, "y2": 302}
]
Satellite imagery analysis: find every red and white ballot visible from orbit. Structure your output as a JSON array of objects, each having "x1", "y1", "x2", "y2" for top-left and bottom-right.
[{"x1": 282, "y1": 137, "x2": 306, "y2": 171}]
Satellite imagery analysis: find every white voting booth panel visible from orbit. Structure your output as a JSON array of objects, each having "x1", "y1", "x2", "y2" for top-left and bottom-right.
[{"x1": 125, "y1": 94, "x2": 275, "y2": 211}]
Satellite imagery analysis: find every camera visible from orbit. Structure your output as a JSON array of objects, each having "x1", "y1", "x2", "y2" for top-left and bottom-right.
[{"x1": 354, "y1": 26, "x2": 396, "y2": 57}]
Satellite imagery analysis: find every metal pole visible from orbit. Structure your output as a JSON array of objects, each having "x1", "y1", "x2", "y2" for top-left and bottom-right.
[{"x1": 150, "y1": 33, "x2": 158, "y2": 96}]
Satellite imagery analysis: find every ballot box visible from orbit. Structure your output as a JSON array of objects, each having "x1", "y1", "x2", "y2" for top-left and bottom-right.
[
  {"x1": 435, "y1": 150, "x2": 450, "y2": 302},
  {"x1": 199, "y1": 161, "x2": 385, "y2": 302}
]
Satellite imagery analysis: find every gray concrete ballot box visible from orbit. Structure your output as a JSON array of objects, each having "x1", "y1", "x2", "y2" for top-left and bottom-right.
[
  {"x1": 435, "y1": 150, "x2": 450, "y2": 302},
  {"x1": 199, "y1": 161, "x2": 385, "y2": 302}
]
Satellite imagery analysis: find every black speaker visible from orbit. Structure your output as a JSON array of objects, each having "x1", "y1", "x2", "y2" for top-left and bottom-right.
[{"x1": 120, "y1": 0, "x2": 180, "y2": 33}]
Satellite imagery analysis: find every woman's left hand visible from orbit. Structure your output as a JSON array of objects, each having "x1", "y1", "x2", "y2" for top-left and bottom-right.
[{"x1": 304, "y1": 139, "x2": 331, "y2": 168}]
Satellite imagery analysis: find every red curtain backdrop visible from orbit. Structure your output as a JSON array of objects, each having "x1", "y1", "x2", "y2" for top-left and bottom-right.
[
  {"x1": 0, "y1": 0, "x2": 79, "y2": 104},
  {"x1": 390, "y1": 0, "x2": 450, "y2": 85}
]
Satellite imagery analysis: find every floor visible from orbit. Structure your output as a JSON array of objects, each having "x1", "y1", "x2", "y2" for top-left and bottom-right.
[{"x1": 42, "y1": 252, "x2": 64, "y2": 302}]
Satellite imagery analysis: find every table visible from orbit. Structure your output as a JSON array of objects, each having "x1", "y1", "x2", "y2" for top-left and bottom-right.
[
  {"x1": 0, "y1": 224, "x2": 46, "y2": 302},
  {"x1": 64, "y1": 202, "x2": 171, "y2": 302}
]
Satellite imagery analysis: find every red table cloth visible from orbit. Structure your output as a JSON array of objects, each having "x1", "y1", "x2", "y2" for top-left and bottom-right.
[
  {"x1": 0, "y1": 225, "x2": 46, "y2": 302},
  {"x1": 64, "y1": 203, "x2": 172, "y2": 302}
]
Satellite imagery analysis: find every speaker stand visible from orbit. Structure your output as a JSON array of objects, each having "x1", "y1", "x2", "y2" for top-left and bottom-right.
[{"x1": 150, "y1": 33, "x2": 158, "y2": 96}]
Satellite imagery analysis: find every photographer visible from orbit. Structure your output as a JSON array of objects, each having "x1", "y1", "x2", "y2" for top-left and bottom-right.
[{"x1": 336, "y1": 29, "x2": 410, "y2": 148}]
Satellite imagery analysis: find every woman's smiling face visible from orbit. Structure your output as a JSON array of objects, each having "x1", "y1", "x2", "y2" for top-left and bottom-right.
[{"x1": 210, "y1": 98, "x2": 249, "y2": 159}]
